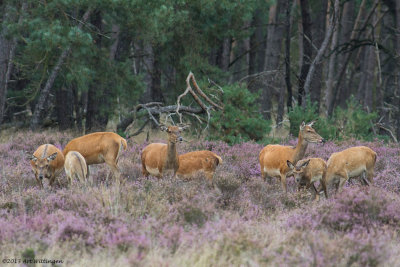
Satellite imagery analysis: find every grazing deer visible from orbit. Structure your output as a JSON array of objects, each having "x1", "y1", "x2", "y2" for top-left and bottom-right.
[
  {"x1": 325, "y1": 146, "x2": 377, "y2": 195},
  {"x1": 176, "y1": 150, "x2": 222, "y2": 181},
  {"x1": 29, "y1": 144, "x2": 65, "y2": 188},
  {"x1": 287, "y1": 158, "x2": 327, "y2": 201},
  {"x1": 141, "y1": 125, "x2": 187, "y2": 178},
  {"x1": 63, "y1": 132, "x2": 127, "y2": 181},
  {"x1": 259, "y1": 121, "x2": 325, "y2": 192},
  {"x1": 64, "y1": 151, "x2": 88, "y2": 184}
]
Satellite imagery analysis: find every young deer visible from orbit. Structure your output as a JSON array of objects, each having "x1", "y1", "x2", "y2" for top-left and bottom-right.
[
  {"x1": 325, "y1": 146, "x2": 377, "y2": 195},
  {"x1": 141, "y1": 125, "x2": 187, "y2": 178},
  {"x1": 64, "y1": 151, "x2": 88, "y2": 184},
  {"x1": 259, "y1": 121, "x2": 325, "y2": 192},
  {"x1": 176, "y1": 150, "x2": 222, "y2": 181},
  {"x1": 287, "y1": 158, "x2": 327, "y2": 201},
  {"x1": 63, "y1": 132, "x2": 127, "y2": 181},
  {"x1": 29, "y1": 144, "x2": 65, "y2": 188}
]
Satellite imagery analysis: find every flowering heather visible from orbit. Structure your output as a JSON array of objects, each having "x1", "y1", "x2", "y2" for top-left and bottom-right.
[{"x1": 0, "y1": 131, "x2": 400, "y2": 266}]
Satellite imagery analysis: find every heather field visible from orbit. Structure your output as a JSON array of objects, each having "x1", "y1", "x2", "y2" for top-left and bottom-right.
[{"x1": 1, "y1": 131, "x2": 400, "y2": 266}]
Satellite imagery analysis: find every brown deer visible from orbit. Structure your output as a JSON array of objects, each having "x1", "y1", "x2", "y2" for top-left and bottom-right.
[
  {"x1": 176, "y1": 150, "x2": 222, "y2": 181},
  {"x1": 259, "y1": 121, "x2": 325, "y2": 192},
  {"x1": 141, "y1": 125, "x2": 187, "y2": 178},
  {"x1": 28, "y1": 144, "x2": 65, "y2": 188},
  {"x1": 325, "y1": 146, "x2": 377, "y2": 196},
  {"x1": 64, "y1": 151, "x2": 88, "y2": 184},
  {"x1": 63, "y1": 132, "x2": 127, "y2": 181},
  {"x1": 287, "y1": 158, "x2": 327, "y2": 201}
]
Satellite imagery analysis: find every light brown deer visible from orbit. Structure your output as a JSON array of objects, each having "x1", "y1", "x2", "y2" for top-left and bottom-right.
[
  {"x1": 176, "y1": 150, "x2": 222, "y2": 181},
  {"x1": 325, "y1": 146, "x2": 377, "y2": 195},
  {"x1": 29, "y1": 144, "x2": 65, "y2": 188},
  {"x1": 287, "y1": 158, "x2": 327, "y2": 201},
  {"x1": 141, "y1": 125, "x2": 187, "y2": 178},
  {"x1": 64, "y1": 151, "x2": 88, "y2": 184},
  {"x1": 259, "y1": 121, "x2": 325, "y2": 192},
  {"x1": 63, "y1": 132, "x2": 127, "y2": 181}
]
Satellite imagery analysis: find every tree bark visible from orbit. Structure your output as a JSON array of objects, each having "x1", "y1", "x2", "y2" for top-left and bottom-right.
[
  {"x1": 303, "y1": 0, "x2": 339, "y2": 107},
  {"x1": 394, "y1": 0, "x2": 400, "y2": 139},
  {"x1": 217, "y1": 37, "x2": 231, "y2": 72},
  {"x1": 261, "y1": 0, "x2": 287, "y2": 120},
  {"x1": 31, "y1": 8, "x2": 92, "y2": 130},
  {"x1": 279, "y1": 0, "x2": 293, "y2": 125},
  {"x1": 309, "y1": 0, "x2": 328, "y2": 110},
  {"x1": 336, "y1": 0, "x2": 355, "y2": 107},
  {"x1": 327, "y1": 0, "x2": 378, "y2": 116},
  {"x1": 325, "y1": 0, "x2": 340, "y2": 113},
  {"x1": 0, "y1": 2, "x2": 27, "y2": 125},
  {"x1": 298, "y1": 0, "x2": 313, "y2": 106}
]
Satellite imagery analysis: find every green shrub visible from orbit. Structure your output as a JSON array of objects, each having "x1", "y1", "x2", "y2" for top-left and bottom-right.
[
  {"x1": 208, "y1": 83, "x2": 271, "y2": 144},
  {"x1": 288, "y1": 96, "x2": 380, "y2": 141},
  {"x1": 287, "y1": 99, "x2": 336, "y2": 139}
]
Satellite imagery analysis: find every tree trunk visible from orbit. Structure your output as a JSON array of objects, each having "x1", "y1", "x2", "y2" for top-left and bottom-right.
[
  {"x1": 217, "y1": 37, "x2": 231, "y2": 72},
  {"x1": 0, "y1": 2, "x2": 27, "y2": 125},
  {"x1": 336, "y1": 0, "x2": 355, "y2": 107},
  {"x1": 31, "y1": 8, "x2": 92, "y2": 130},
  {"x1": 298, "y1": 0, "x2": 313, "y2": 106},
  {"x1": 394, "y1": 0, "x2": 400, "y2": 139},
  {"x1": 309, "y1": 0, "x2": 328, "y2": 111},
  {"x1": 303, "y1": 0, "x2": 339, "y2": 109},
  {"x1": 280, "y1": 0, "x2": 293, "y2": 125},
  {"x1": 56, "y1": 86, "x2": 74, "y2": 130},
  {"x1": 325, "y1": 0, "x2": 340, "y2": 114},
  {"x1": 261, "y1": 0, "x2": 287, "y2": 120}
]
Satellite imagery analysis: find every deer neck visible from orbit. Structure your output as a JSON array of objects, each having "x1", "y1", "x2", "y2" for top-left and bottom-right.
[
  {"x1": 292, "y1": 131, "x2": 308, "y2": 164},
  {"x1": 165, "y1": 139, "x2": 179, "y2": 171}
]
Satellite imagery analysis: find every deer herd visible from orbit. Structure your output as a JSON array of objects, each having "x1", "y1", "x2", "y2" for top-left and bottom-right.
[{"x1": 28, "y1": 121, "x2": 377, "y2": 201}]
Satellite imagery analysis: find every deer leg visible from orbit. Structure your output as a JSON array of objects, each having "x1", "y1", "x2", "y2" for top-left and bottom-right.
[
  {"x1": 280, "y1": 174, "x2": 287, "y2": 193},
  {"x1": 366, "y1": 169, "x2": 374, "y2": 185},
  {"x1": 337, "y1": 174, "x2": 348, "y2": 193},
  {"x1": 311, "y1": 183, "x2": 319, "y2": 201},
  {"x1": 321, "y1": 179, "x2": 328, "y2": 199}
]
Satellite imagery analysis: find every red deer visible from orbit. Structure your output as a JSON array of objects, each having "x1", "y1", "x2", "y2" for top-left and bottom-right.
[
  {"x1": 141, "y1": 125, "x2": 187, "y2": 178},
  {"x1": 259, "y1": 121, "x2": 324, "y2": 192},
  {"x1": 176, "y1": 150, "x2": 222, "y2": 181},
  {"x1": 63, "y1": 132, "x2": 127, "y2": 181},
  {"x1": 325, "y1": 146, "x2": 377, "y2": 196},
  {"x1": 29, "y1": 144, "x2": 65, "y2": 188},
  {"x1": 64, "y1": 151, "x2": 88, "y2": 184},
  {"x1": 287, "y1": 158, "x2": 327, "y2": 201}
]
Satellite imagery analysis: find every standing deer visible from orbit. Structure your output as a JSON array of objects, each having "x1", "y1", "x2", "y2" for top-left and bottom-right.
[
  {"x1": 141, "y1": 125, "x2": 187, "y2": 178},
  {"x1": 63, "y1": 132, "x2": 127, "y2": 181},
  {"x1": 259, "y1": 121, "x2": 325, "y2": 192},
  {"x1": 29, "y1": 144, "x2": 65, "y2": 188},
  {"x1": 287, "y1": 158, "x2": 327, "y2": 201},
  {"x1": 325, "y1": 146, "x2": 377, "y2": 195},
  {"x1": 64, "y1": 151, "x2": 88, "y2": 184},
  {"x1": 176, "y1": 150, "x2": 222, "y2": 181}
]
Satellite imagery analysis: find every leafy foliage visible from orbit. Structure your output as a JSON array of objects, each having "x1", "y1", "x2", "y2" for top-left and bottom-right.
[
  {"x1": 288, "y1": 96, "x2": 380, "y2": 141},
  {"x1": 208, "y1": 83, "x2": 271, "y2": 144}
]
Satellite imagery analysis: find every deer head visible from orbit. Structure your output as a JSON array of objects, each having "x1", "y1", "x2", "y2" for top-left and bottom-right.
[
  {"x1": 287, "y1": 159, "x2": 310, "y2": 184},
  {"x1": 299, "y1": 121, "x2": 325, "y2": 144}
]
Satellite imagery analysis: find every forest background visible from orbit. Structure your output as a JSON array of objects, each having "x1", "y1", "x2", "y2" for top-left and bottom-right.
[{"x1": 1, "y1": 0, "x2": 399, "y2": 143}]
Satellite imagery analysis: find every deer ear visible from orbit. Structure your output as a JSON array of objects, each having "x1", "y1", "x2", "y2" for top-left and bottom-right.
[
  {"x1": 160, "y1": 125, "x2": 168, "y2": 132},
  {"x1": 300, "y1": 121, "x2": 306, "y2": 130},
  {"x1": 287, "y1": 160, "x2": 294, "y2": 169},
  {"x1": 28, "y1": 154, "x2": 37, "y2": 162},
  {"x1": 307, "y1": 121, "x2": 315, "y2": 127},
  {"x1": 301, "y1": 159, "x2": 311, "y2": 168},
  {"x1": 47, "y1": 152, "x2": 57, "y2": 161},
  {"x1": 179, "y1": 125, "x2": 190, "y2": 131}
]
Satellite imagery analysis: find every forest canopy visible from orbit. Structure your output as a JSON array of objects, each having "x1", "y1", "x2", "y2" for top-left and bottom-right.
[{"x1": 1, "y1": 0, "x2": 399, "y2": 142}]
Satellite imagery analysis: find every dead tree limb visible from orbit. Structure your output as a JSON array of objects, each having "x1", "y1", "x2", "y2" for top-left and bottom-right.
[
  {"x1": 303, "y1": 0, "x2": 339, "y2": 100},
  {"x1": 120, "y1": 72, "x2": 223, "y2": 134}
]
